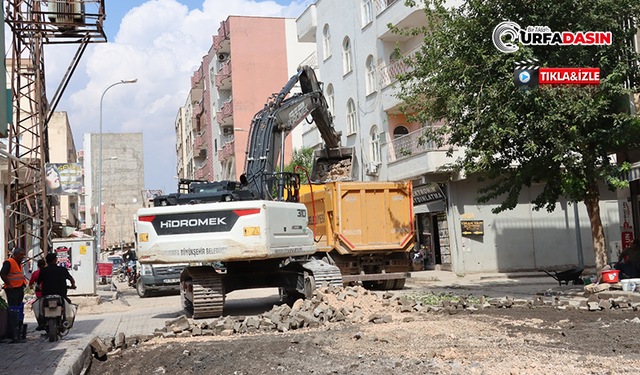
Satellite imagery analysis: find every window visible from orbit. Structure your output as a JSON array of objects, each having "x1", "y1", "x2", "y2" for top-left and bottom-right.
[
  {"x1": 393, "y1": 125, "x2": 409, "y2": 139},
  {"x1": 346, "y1": 99, "x2": 357, "y2": 135},
  {"x1": 322, "y1": 24, "x2": 331, "y2": 60},
  {"x1": 362, "y1": 0, "x2": 373, "y2": 26},
  {"x1": 326, "y1": 84, "x2": 335, "y2": 116},
  {"x1": 370, "y1": 125, "x2": 381, "y2": 163},
  {"x1": 365, "y1": 55, "x2": 376, "y2": 94},
  {"x1": 342, "y1": 37, "x2": 353, "y2": 75}
]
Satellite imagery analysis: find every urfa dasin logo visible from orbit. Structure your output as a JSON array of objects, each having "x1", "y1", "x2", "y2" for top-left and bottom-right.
[
  {"x1": 493, "y1": 21, "x2": 612, "y2": 53},
  {"x1": 513, "y1": 59, "x2": 600, "y2": 89}
]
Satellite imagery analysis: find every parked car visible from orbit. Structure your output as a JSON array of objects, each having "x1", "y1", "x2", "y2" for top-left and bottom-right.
[{"x1": 136, "y1": 263, "x2": 187, "y2": 298}]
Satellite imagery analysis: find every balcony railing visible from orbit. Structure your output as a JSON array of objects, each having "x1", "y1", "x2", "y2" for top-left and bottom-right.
[
  {"x1": 218, "y1": 140, "x2": 235, "y2": 161},
  {"x1": 191, "y1": 65, "x2": 204, "y2": 89},
  {"x1": 217, "y1": 100, "x2": 234, "y2": 125},
  {"x1": 213, "y1": 19, "x2": 231, "y2": 50},
  {"x1": 374, "y1": 0, "x2": 398, "y2": 15},
  {"x1": 388, "y1": 127, "x2": 452, "y2": 162},
  {"x1": 300, "y1": 51, "x2": 318, "y2": 69},
  {"x1": 194, "y1": 164, "x2": 209, "y2": 180},
  {"x1": 79, "y1": 205, "x2": 86, "y2": 212},
  {"x1": 379, "y1": 44, "x2": 421, "y2": 88},
  {"x1": 194, "y1": 128, "x2": 207, "y2": 150},
  {"x1": 215, "y1": 60, "x2": 232, "y2": 89}
]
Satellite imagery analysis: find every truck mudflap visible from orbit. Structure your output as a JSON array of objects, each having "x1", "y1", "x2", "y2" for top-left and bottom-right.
[{"x1": 181, "y1": 267, "x2": 225, "y2": 319}]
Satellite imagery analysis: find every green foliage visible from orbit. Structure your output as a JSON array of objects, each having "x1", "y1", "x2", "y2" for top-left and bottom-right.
[
  {"x1": 394, "y1": 0, "x2": 640, "y2": 213},
  {"x1": 284, "y1": 147, "x2": 314, "y2": 183}
]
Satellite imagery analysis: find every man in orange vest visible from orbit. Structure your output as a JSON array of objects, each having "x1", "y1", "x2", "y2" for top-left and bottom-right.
[{"x1": 1, "y1": 247, "x2": 27, "y2": 307}]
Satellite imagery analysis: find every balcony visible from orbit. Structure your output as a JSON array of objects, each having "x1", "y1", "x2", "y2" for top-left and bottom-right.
[
  {"x1": 376, "y1": 2, "x2": 425, "y2": 42},
  {"x1": 217, "y1": 100, "x2": 234, "y2": 126},
  {"x1": 194, "y1": 163, "x2": 210, "y2": 180},
  {"x1": 191, "y1": 65, "x2": 204, "y2": 89},
  {"x1": 79, "y1": 205, "x2": 86, "y2": 212},
  {"x1": 215, "y1": 60, "x2": 232, "y2": 90},
  {"x1": 299, "y1": 51, "x2": 318, "y2": 70},
  {"x1": 76, "y1": 150, "x2": 84, "y2": 160},
  {"x1": 386, "y1": 127, "x2": 458, "y2": 181},
  {"x1": 296, "y1": 4, "x2": 317, "y2": 43},
  {"x1": 218, "y1": 140, "x2": 235, "y2": 161},
  {"x1": 213, "y1": 19, "x2": 231, "y2": 52},
  {"x1": 193, "y1": 101, "x2": 204, "y2": 131},
  {"x1": 379, "y1": 45, "x2": 421, "y2": 89},
  {"x1": 194, "y1": 128, "x2": 207, "y2": 151}
]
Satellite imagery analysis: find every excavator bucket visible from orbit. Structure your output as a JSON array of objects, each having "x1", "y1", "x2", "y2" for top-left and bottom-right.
[{"x1": 310, "y1": 146, "x2": 357, "y2": 183}]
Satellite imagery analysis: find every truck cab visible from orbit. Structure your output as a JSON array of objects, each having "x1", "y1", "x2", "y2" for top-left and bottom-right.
[{"x1": 136, "y1": 263, "x2": 188, "y2": 298}]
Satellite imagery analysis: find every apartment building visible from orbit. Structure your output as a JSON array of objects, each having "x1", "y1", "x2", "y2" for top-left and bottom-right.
[
  {"x1": 47, "y1": 111, "x2": 80, "y2": 227},
  {"x1": 82, "y1": 133, "x2": 145, "y2": 254},
  {"x1": 297, "y1": 0, "x2": 622, "y2": 274},
  {"x1": 176, "y1": 16, "x2": 315, "y2": 182}
]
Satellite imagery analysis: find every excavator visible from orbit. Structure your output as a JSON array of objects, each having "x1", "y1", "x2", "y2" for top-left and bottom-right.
[{"x1": 135, "y1": 66, "x2": 354, "y2": 318}]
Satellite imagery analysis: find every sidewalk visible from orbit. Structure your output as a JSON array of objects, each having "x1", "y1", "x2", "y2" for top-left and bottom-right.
[{"x1": 0, "y1": 270, "x2": 631, "y2": 375}]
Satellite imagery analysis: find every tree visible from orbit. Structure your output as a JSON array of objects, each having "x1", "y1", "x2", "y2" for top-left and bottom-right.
[
  {"x1": 284, "y1": 147, "x2": 314, "y2": 183},
  {"x1": 395, "y1": 0, "x2": 640, "y2": 274}
]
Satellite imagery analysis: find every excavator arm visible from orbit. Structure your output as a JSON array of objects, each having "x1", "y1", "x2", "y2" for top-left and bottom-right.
[{"x1": 243, "y1": 66, "x2": 353, "y2": 200}]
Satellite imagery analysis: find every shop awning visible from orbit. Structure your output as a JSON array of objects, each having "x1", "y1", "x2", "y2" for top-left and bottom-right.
[
  {"x1": 621, "y1": 163, "x2": 640, "y2": 182},
  {"x1": 414, "y1": 200, "x2": 445, "y2": 214}
]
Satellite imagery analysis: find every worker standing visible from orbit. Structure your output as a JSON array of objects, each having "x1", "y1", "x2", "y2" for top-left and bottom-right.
[{"x1": 1, "y1": 247, "x2": 27, "y2": 342}]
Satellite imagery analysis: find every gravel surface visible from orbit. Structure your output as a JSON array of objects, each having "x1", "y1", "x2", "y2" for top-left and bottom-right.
[{"x1": 87, "y1": 285, "x2": 640, "y2": 375}]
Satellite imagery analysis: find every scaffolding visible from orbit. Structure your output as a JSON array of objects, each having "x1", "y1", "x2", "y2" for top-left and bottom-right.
[{"x1": 4, "y1": 0, "x2": 106, "y2": 256}]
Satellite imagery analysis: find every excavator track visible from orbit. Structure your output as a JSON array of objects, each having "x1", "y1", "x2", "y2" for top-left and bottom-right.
[
  {"x1": 183, "y1": 267, "x2": 225, "y2": 319},
  {"x1": 302, "y1": 259, "x2": 343, "y2": 289}
]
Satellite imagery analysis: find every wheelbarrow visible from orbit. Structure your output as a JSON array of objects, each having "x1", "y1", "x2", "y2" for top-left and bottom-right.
[{"x1": 540, "y1": 267, "x2": 585, "y2": 286}]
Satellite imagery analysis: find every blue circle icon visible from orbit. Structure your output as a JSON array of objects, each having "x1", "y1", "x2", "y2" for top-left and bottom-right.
[{"x1": 518, "y1": 70, "x2": 531, "y2": 84}]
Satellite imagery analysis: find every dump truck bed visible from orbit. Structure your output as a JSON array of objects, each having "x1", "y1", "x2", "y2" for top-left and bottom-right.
[{"x1": 300, "y1": 181, "x2": 415, "y2": 254}]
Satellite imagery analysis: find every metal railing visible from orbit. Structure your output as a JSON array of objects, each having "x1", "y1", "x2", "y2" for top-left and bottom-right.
[
  {"x1": 378, "y1": 44, "x2": 421, "y2": 88},
  {"x1": 388, "y1": 127, "x2": 452, "y2": 162}
]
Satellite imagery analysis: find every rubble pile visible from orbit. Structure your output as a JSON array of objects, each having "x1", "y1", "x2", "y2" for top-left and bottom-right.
[
  {"x1": 314, "y1": 159, "x2": 352, "y2": 182},
  {"x1": 89, "y1": 284, "x2": 640, "y2": 360}
]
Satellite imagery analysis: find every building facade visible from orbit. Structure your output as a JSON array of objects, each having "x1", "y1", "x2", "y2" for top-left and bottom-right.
[
  {"x1": 176, "y1": 16, "x2": 315, "y2": 182},
  {"x1": 83, "y1": 133, "x2": 145, "y2": 254},
  {"x1": 297, "y1": 0, "x2": 623, "y2": 274}
]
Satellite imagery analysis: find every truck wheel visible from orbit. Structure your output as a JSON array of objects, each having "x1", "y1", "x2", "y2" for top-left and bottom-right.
[
  {"x1": 393, "y1": 279, "x2": 406, "y2": 290},
  {"x1": 362, "y1": 281, "x2": 376, "y2": 290},
  {"x1": 381, "y1": 279, "x2": 395, "y2": 290},
  {"x1": 136, "y1": 279, "x2": 150, "y2": 298}
]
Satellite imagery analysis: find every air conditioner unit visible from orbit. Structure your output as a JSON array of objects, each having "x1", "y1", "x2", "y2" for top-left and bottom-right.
[
  {"x1": 48, "y1": 1, "x2": 85, "y2": 24},
  {"x1": 218, "y1": 53, "x2": 229, "y2": 62},
  {"x1": 366, "y1": 161, "x2": 379, "y2": 176}
]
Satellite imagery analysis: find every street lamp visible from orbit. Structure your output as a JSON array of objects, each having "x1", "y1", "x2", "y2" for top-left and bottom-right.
[{"x1": 97, "y1": 79, "x2": 137, "y2": 257}]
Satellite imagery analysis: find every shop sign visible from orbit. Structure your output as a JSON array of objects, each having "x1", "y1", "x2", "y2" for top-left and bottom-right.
[
  {"x1": 413, "y1": 183, "x2": 445, "y2": 205},
  {"x1": 621, "y1": 199, "x2": 634, "y2": 249},
  {"x1": 461, "y1": 220, "x2": 484, "y2": 236}
]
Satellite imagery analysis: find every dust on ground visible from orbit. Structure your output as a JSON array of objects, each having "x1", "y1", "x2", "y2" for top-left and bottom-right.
[{"x1": 87, "y1": 287, "x2": 640, "y2": 375}]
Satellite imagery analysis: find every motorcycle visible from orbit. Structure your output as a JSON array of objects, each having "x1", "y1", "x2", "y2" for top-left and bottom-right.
[
  {"x1": 37, "y1": 288, "x2": 78, "y2": 342},
  {"x1": 126, "y1": 261, "x2": 138, "y2": 288}
]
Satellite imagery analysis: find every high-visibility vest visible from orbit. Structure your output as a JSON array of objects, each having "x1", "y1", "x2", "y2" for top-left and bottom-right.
[{"x1": 3, "y1": 258, "x2": 25, "y2": 289}]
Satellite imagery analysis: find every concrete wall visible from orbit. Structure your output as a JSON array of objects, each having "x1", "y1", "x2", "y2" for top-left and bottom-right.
[
  {"x1": 447, "y1": 178, "x2": 621, "y2": 274},
  {"x1": 89, "y1": 133, "x2": 145, "y2": 249}
]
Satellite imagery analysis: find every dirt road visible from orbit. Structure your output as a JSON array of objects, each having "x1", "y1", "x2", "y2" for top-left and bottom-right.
[{"x1": 87, "y1": 282, "x2": 640, "y2": 375}]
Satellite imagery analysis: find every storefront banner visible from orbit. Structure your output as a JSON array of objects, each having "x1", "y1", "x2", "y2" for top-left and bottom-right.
[
  {"x1": 413, "y1": 183, "x2": 445, "y2": 205},
  {"x1": 45, "y1": 163, "x2": 83, "y2": 195}
]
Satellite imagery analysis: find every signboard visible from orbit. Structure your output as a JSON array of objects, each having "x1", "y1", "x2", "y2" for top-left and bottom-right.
[
  {"x1": 45, "y1": 163, "x2": 83, "y2": 195},
  {"x1": 413, "y1": 183, "x2": 445, "y2": 205},
  {"x1": 461, "y1": 220, "x2": 484, "y2": 236}
]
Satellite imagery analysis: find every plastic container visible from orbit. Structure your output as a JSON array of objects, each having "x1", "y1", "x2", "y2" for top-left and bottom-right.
[
  {"x1": 622, "y1": 279, "x2": 632, "y2": 291},
  {"x1": 627, "y1": 278, "x2": 640, "y2": 292},
  {"x1": 602, "y1": 270, "x2": 619, "y2": 283}
]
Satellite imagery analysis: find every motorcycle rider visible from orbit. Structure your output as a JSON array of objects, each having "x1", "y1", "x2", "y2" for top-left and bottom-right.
[{"x1": 34, "y1": 253, "x2": 76, "y2": 330}]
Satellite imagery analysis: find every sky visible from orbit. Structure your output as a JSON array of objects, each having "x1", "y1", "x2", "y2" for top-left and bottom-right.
[{"x1": 42, "y1": 0, "x2": 314, "y2": 194}]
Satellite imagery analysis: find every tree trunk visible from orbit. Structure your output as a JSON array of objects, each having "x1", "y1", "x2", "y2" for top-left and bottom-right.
[{"x1": 583, "y1": 181, "x2": 607, "y2": 280}]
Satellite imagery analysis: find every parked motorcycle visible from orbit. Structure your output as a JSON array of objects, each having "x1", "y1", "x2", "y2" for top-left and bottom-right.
[
  {"x1": 117, "y1": 265, "x2": 128, "y2": 283},
  {"x1": 38, "y1": 289, "x2": 77, "y2": 342}
]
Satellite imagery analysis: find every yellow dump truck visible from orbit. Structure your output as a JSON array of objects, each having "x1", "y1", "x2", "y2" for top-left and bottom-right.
[{"x1": 299, "y1": 181, "x2": 415, "y2": 290}]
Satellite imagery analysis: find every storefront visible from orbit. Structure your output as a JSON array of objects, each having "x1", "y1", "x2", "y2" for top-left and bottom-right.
[{"x1": 413, "y1": 182, "x2": 451, "y2": 271}]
